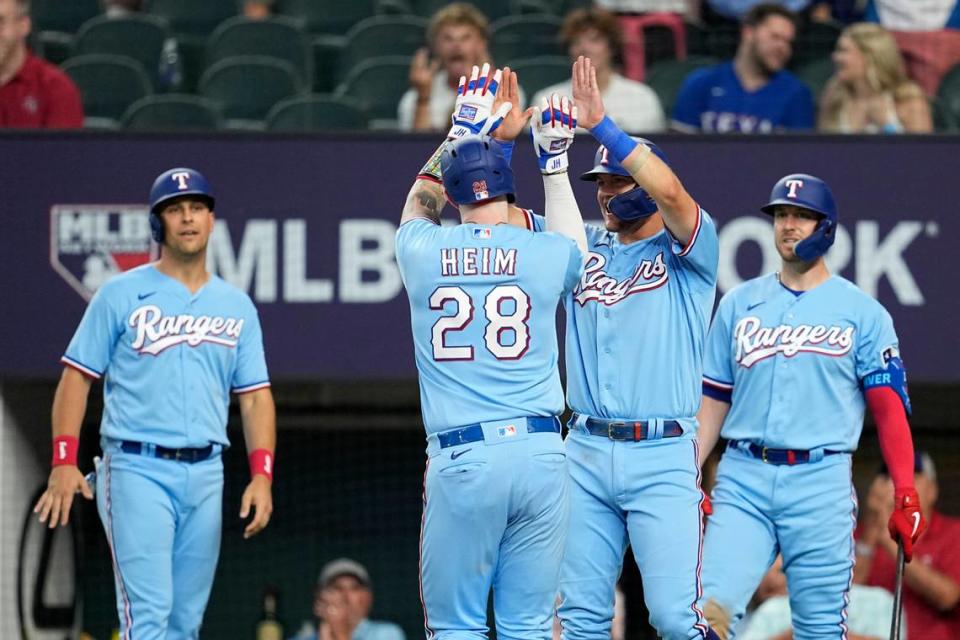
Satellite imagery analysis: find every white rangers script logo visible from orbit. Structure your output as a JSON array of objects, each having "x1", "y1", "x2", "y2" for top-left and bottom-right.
[
  {"x1": 734, "y1": 316, "x2": 854, "y2": 367},
  {"x1": 574, "y1": 251, "x2": 668, "y2": 306},
  {"x1": 129, "y1": 305, "x2": 244, "y2": 355}
]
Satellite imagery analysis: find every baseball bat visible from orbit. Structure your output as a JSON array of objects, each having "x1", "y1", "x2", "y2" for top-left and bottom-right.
[{"x1": 889, "y1": 541, "x2": 905, "y2": 640}]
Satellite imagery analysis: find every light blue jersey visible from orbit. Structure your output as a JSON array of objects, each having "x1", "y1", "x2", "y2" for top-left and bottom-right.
[
  {"x1": 702, "y1": 273, "x2": 900, "y2": 451},
  {"x1": 395, "y1": 219, "x2": 582, "y2": 432},
  {"x1": 61, "y1": 263, "x2": 270, "y2": 448},
  {"x1": 527, "y1": 207, "x2": 719, "y2": 424}
]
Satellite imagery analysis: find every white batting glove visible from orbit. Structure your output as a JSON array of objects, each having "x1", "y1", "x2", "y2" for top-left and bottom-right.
[
  {"x1": 447, "y1": 63, "x2": 512, "y2": 140},
  {"x1": 530, "y1": 94, "x2": 577, "y2": 175}
]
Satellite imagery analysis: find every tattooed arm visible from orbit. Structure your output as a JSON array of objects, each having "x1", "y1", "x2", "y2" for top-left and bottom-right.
[{"x1": 401, "y1": 175, "x2": 446, "y2": 226}]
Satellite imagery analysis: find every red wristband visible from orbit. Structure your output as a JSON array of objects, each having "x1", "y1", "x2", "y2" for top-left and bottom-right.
[
  {"x1": 249, "y1": 449, "x2": 274, "y2": 481},
  {"x1": 52, "y1": 435, "x2": 79, "y2": 466}
]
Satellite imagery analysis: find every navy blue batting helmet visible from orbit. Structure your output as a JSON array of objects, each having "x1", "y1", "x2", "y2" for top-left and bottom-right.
[
  {"x1": 761, "y1": 173, "x2": 838, "y2": 261},
  {"x1": 441, "y1": 135, "x2": 515, "y2": 206},
  {"x1": 148, "y1": 168, "x2": 216, "y2": 242},
  {"x1": 580, "y1": 139, "x2": 669, "y2": 221}
]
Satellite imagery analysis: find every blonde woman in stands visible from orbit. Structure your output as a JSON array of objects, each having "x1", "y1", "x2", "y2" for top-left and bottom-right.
[{"x1": 818, "y1": 23, "x2": 932, "y2": 133}]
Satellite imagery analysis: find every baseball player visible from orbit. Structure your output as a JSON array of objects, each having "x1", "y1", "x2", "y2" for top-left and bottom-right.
[
  {"x1": 395, "y1": 64, "x2": 585, "y2": 640},
  {"x1": 508, "y1": 56, "x2": 721, "y2": 640},
  {"x1": 34, "y1": 168, "x2": 276, "y2": 640},
  {"x1": 696, "y1": 174, "x2": 925, "y2": 639}
]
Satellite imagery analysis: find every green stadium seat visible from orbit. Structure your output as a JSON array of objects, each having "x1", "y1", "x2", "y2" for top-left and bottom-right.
[
  {"x1": 490, "y1": 15, "x2": 565, "y2": 64},
  {"x1": 936, "y1": 62, "x2": 960, "y2": 125},
  {"x1": 62, "y1": 54, "x2": 153, "y2": 121},
  {"x1": 73, "y1": 15, "x2": 171, "y2": 90},
  {"x1": 507, "y1": 56, "x2": 571, "y2": 99},
  {"x1": 122, "y1": 94, "x2": 224, "y2": 131},
  {"x1": 338, "y1": 16, "x2": 427, "y2": 85},
  {"x1": 276, "y1": 0, "x2": 377, "y2": 34},
  {"x1": 645, "y1": 56, "x2": 718, "y2": 117},
  {"x1": 30, "y1": 0, "x2": 101, "y2": 65},
  {"x1": 207, "y1": 16, "x2": 313, "y2": 87},
  {"x1": 199, "y1": 56, "x2": 304, "y2": 125},
  {"x1": 335, "y1": 55, "x2": 412, "y2": 122},
  {"x1": 266, "y1": 94, "x2": 369, "y2": 130},
  {"x1": 704, "y1": 22, "x2": 739, "y2": 60},
  {"x1": 312, "y1": 35, "x2": 345, "y2": 92},
  {"x1": 929, "y1": 96, "x2": 956, "y2": 133},
  {"x1": 31, "y1": 0, "x2": 100, "y2": 33},
  {"x1": 796, "y1": 56, "x2": 836, "y2": 102},
  {"x1": 792, "y1": 21, "x2": 842, "y2": 70},
  {"x1": 147, "y1": 0, "x2": 237, "y2": 36}
]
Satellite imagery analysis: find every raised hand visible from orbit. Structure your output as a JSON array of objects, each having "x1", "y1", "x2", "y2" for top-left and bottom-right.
[
  {"x1": 492, "y1": 67, "x2": 532, "y2": 142},
  {"x1": 530, "y1": 93, "x2": 577, "y2": 174},
  {"x1": 572, "y1": 55, "x2": 605, "y2": 129},
  {"x1": 409, "y1": 47, "x2": 439, "y2": 96},
  {"x1": 447, "y1": 63, "x2": 512, "y2": 139}
]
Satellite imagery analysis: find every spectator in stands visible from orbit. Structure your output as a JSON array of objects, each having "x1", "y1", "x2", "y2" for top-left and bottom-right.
[
  {"x1": 242, "y1": 0, "x2": 275, "y2": 21},
  {"x1": 854, "y1": 451, "x2": 960, "y2": 640},
  {"x1": 531, "y1": 7, "x2": 665, "y2": 133},
  {"x1": 818, "y1": 23, "x2": 931, "y2": 133},
  {"x1": 737, "y1": 555, "x2": 904, "y2": 639},
  {"x1": 0, "y1": 0, "x2": 82, "y2": 128},
  {"x1": 671, "y1": 3, "x2": 814, "y2": 132},
  {"x1": 290, "y1": 558, "x2": 406, "y2": 640},
  {"x1": 399, "y1": 2, "x2": 494, "y2": 131},
  {"x1": 864, "y1": 0, "x2": 960, "y2": 96},
  {"x1": 704, "y1": 0, "x2": 839, "y2": 23}
]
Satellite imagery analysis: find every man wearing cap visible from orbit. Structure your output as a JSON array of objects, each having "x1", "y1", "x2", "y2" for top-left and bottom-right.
[
  {"x1": 695, "y1": 173, "x2": 925, "y2": 639},
  {"x1": 290, "y1": 559, "x2": 405, "y2": 640},
  {"x1": 855, "y1": 452, "x2": 960, "y2": 640}
]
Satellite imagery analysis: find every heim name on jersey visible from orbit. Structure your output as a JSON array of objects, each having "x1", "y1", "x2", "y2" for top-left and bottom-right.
[
  {"x1": 129, "y1": 304, "x2": 244, "y2": 355},
  {"x1": 440, "y1": 247, "x2": 518, "y2": 277},
  {"x1": 734, "y1": 315, "x2": 854, "y2": 368}
]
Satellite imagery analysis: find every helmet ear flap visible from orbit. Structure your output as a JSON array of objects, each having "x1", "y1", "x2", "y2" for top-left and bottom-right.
[{"x1": 150, "y1": 211, "x2": 164, "y2": 243}]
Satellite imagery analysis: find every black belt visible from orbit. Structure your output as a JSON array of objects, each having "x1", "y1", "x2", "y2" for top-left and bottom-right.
[
  {"x1": 729, "y1": 440, "x2": 844, "y2": 465},
  {"x1": 437, "y1": 416, "x2": 561, "y2": 449},
  {"x1": 573, "y1": 413, "x2": 684, "y2": 441},
  {"x1": 121, "y1": 440, "x2": 214, "y2": 463}
]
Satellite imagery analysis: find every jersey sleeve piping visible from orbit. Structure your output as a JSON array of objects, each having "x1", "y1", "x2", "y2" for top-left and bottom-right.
[
  {"x1": 676, "y1": 205, "x2": 703, "y2": 257},
  {"x1": 60, "y1": 356, "x2": 102, "y2": 380},
  {"x1": 233, "y1": 380, "x2": 272, "y2": 394}
]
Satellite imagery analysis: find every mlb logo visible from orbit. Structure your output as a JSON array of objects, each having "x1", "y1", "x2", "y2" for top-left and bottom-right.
[
  {"x1": 457, "y1": 104, "x2": 478, "y2": 122},
  {"x1": 50, "y1": 205, "x2": 158, "y2": 301},
  {"x1": 882, "y1": 345, "x2": 900, "y2": 364},
  {"x1": 498, "y1": 425, "x2": 517, "y2": 438},
  {"x1": 472, "y1": 179, "x2": 489, "y2": 200},
  {"x1": 473, "y1": 227, "x2": 491, "y2": 239}
]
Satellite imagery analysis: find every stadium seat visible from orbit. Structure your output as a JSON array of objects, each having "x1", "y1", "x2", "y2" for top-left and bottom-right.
[
  {"x1": 62, "y1": 54, "x2": 153, "y2": 121},
  {"x1": 936, "y1": 62, "x2": 960, "y2": 125},
  {"x1": 645, "y1": 56, "x2": 718, "y2": 117},
  {"x1": 207, "y1": 16, "x2": 313, "y2": 87},
  {"x1": 507, "y1": 56, "x2": 571, "y2": 98},
  {"x1": 147, "y1": 0, "x2": 237, "y2": 36},
  {"x1": 122, "y1": 94, "x2": 224, "y2": 131},
  {"x1": 30, "y1": 0, "x2": 101, "y2": 65},
  {"x1": 335, "y1": 55, "x2": 413, "y2": 122},
  {"x1": 312, "y1": 36, "x2": 345, "y2": 92},
  {"x1": 73, "y1": 15, "x2": 171, "y2": 90},
  {"x1": 490, "y1": 14, "x2": 565, "y2": 63},
  {"x1": 338, "y1": 16, "x2": 427, "y2": 85},
  {"x1": 199, "y1": 56, "x2": 304, "y2": 125},
  {"x1": 792, "y1": 21, "x2": 841, "y2": 70},
  {"x1": 30, "y1": 0, "x2": 100, "y2": 34},
  {"x1": 928, "y1": 96, "x2": 956, "y2": 133},
  {"x1": 276, "y1": 0, "x2": 377, "y2": 34},
  {"x1": 704, "y1": 22, "x2": 739, "y2": 60},
  {"x1": 266, "y1": 94, "x2": 369, "y2": 130},
  {"x1": 796, "y1": 56, "x2": 836, "y2": 102},
  {"x1": 619, "y1": 13, "x2": 688, "y2": 82}
]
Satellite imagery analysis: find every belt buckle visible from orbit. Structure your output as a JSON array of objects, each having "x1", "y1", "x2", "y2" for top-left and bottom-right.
[
  {"x1": 761, "y1": 446, "x2": 769, "y2": 463},
  {"x1": 607, "y1": 421, "x2": 624, "y2": 440}
]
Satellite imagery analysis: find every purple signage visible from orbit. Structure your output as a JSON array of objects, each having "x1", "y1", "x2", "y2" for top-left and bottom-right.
[{"x1": 0, "y1": 133, "x2": 956, "y2": 381}]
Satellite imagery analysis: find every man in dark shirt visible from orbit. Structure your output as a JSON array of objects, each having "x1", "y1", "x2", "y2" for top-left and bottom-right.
[
  {"x1": 671, "y1": 3, "x2": 814, "y2": 133},
  {"x1": 0, "y1": 0, "x2": 83, "y2": 128}
]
